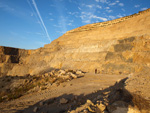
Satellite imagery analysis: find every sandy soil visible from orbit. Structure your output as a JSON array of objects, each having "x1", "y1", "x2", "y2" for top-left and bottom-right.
[{"x1": 0, "y1": 73, "x2": 128, "y2": 113}]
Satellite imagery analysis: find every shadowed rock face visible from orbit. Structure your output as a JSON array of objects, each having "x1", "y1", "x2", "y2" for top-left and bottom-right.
[
  {"x1": 1, "y1": 8, "x2": 150, "y2": 76},
  {"x1": 0, "y1": 46, "x2": 30, "y2": 76}
]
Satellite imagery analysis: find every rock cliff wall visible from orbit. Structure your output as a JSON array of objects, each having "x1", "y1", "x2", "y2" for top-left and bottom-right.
[
  {"x1": 1, "y1": 8, "x2": 150, "y2": 76},
  {"x1": 0, "y1": 46, "x2": 30, "y2": 76}
]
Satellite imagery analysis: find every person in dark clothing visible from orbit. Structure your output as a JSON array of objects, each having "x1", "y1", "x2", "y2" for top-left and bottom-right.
[{"x1": 95, "y1": 69, "x2": 97, "y2": 74}]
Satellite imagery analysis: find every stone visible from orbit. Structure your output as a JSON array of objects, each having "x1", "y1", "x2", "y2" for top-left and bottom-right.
[
  {"x1": 39, "y1": 101, "x2": 44, "y2": 106},
  {"x1": 99, "y1": 88, "x2": 103, "y2": 90},
  {"x1": 96, "y1": 102, "x2": 106, "y2": 112},
  {"x1": 67, "y1": 69, "x2": 74, "y2": 73},
  {"x1": 49, "y1": 72, "x2": 54, "y2": 76},
  {"x1": 83, "y1": 109, "x2": 88, "y2": 113},
  {"x1": 86, "y1": 99, "x2": 94, "y2": 106},
  {"x1": 70, "y1": 73, "x2": 77, "y2": 79},
  {"x1": 87, "y1": 106, "x2": 95, "y2": 112},
  {"x1": 57, "y1": 74, "x2": 62, "y2": 77},
  {"x1": 59, "y1": 70, "x2": 66, "y2": 75},
  {"x1": 76, "y1": 70, "x2": 83, "y2": 75},
  {"x1": 127, "y1": 106, "x2": 141, "y2": 113},
  {"x1": 96, "y1": 100, "x2": 100, "y2": 104},
  {"x1": 60, "y1": 98, "x2": 68, "y2": 104},
  {"x1": 33, "y1": 107, "x2": 38, "y2": 112},
  {"x1": 52, "y1": 83, "x2": 59, "y2": 87},
  {"x1": 62, "y1": 75, "x2": 70, "y2": 79},
  {"x1": 64, "y1": 69, "x2": 69, "y2": 72},
  {"x1": 44, "y1": 73, "x2": 49, "y2": 77}
]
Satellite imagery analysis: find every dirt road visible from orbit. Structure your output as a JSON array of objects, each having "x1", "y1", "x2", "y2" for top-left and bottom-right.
[{"x1": 0, "y1": 73, "x2": 128, "y2": 113}]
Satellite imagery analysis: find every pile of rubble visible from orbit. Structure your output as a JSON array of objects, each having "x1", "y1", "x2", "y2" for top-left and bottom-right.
[
  {"x1": 42, "y1": 69, "x2": 85, "y2": 80},
  {"x1": 0, "y1": 69, "x2": 85, "y2": 102},
  {"x1": 27, "y1": 69, "x2": 85, "y2": 94},
  {"x1": 68, "y1": 78, "x2": 141, "y2": 113}
]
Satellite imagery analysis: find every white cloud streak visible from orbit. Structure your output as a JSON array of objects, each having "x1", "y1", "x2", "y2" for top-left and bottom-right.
[
  {"x1": 106, "y1": 10, "x2": 113, "y2": 13},
  {"x1": 0, "y1": 3, "x2": 14, "y2": 12},
  {"x1": 86, "y1": 4, "x2": 94, "y2": 8},
  {"x1": 80, "y1": 12, "x2": 107, "y2": 23},
  {"x1": 117, "y1": 14, "x2": 123, "y2": 18},
  {"x1": 31, "y1": 0, "x2": 51, "y2": 42},
  {"x1": 78, "y1": 7, "x2": 81, "y2": 10},
  {"x1": 116, "y1": 0, "x2": 120, "y2": 3},
  {"x1": 135, "y1": 5, "x2": 140, "y2": 8},
  {"x1": 119, "y1": 3, "x2": 124, "y2": 7},
  {"x1": 141, "y1": 7, "x2": 148, "y2": 11},
  {"x1": 97, "y1": 5, "x2": 102, "y2": 9},
  {"x1": 49, "y1": 18, "x2": 54, "y2": 21},
  {"x1": 95, "y1": 0, "x2": 107, "y2": 3},
  {"x1": 105, "y1": 7, "x2": 110, "y2": 9},
  {"x1": 121, "y1": 8, "x2": 125, "y2": 12},
  {"x1": 109, "y1": 16, "x2": 116, "y2": 20},
  {"x1": 109, "y1": 2, "x2": 116, "y2": 6},
  {"x1": 68, "y1": 11, "x2": 79, "y2": 17},
  {"x1": 91, "y1": 15, "x2": 108, "y2": 21}
]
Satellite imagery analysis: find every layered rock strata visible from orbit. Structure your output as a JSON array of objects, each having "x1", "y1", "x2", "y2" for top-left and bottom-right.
[{"x1": 0, "y1": 8, "x2": 150, "y2": 76}]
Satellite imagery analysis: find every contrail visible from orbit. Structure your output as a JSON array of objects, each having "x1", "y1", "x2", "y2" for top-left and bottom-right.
[
  {"x1": 30, "y1": 0, "x2": 51, "y2": 42},
  {"x1": 27, "y1": 0, "x2": 46, "y2": 40}
]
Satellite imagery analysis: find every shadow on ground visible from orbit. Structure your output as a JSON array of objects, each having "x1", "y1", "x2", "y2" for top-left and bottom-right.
[{"x1": 14, "y1": 77, "x2": 150, "y2": 113}]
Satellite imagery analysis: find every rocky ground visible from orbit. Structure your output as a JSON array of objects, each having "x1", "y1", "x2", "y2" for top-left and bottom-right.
[
  {"x1": 0, "y1": 70, "x2": 128, "y2": 113},
  {"x1": 0, "y1": 69, "x2": 84, "y2": 103},
  {"x1": 0, "y1": 69, "x2": 150, "y2": 113}
]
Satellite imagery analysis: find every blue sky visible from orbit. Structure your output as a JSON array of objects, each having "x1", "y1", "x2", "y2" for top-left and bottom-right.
[{"x1": 0, "y1": 0, "x2": 150, "y2": 49}]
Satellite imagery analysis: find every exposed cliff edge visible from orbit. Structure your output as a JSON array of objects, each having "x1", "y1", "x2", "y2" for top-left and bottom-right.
[{"x1": 66, "y1": 8, "x2": 150, "y2": 34}]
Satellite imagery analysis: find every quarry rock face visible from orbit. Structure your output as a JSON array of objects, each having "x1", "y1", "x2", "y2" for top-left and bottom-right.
[
  {"x1": 0, "y1": 46, "x2": 30, "y2": 76},
  {"x1": 0, "y1": 10, "x2": 150, "y2": 113},
  {"x1": 0, "y1": 8, "x2": 150, "y2": 76}
]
